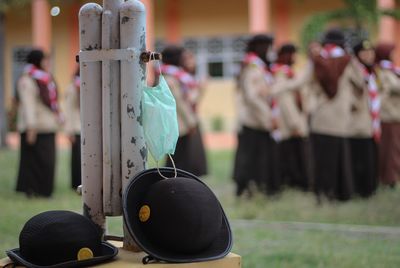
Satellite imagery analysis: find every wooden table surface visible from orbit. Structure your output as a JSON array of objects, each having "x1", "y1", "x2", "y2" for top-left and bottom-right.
[{"x1": 0, "y1": 242, "x2": 241, "y2": 268}]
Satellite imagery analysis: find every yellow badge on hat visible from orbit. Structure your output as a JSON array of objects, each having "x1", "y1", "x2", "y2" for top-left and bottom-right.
[
  {"x1": 77, "y1": 247, "x2": 94, "y2": 261},
  {"x1": 139, "y1": 205, "x2": 151, "y2": 222}
]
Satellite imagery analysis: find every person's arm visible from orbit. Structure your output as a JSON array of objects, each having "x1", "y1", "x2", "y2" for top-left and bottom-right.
[
  {"x1": 271, "y1": 62, "x2": 314, "y2": 96},
  {"x1": 279, "y1": 93, "x2": 302, "y2": 135},
  {"x1": 63, "y1": 85, "x2": 77, "y2": 143},
  {"x1": 18, "y1": 76, "x2": 38, "y2": 144}
]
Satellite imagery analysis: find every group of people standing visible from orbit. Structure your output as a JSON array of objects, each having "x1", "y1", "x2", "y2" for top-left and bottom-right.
[
  {"x1": 15, "y1": 45, "x2": 209, "y2": 198},
  {"x1": 233, "y1": 29, "x2": 400, "y2": 201},
  {"x1": 15, "y1": 49, "x2": 81, "y2": 198}
]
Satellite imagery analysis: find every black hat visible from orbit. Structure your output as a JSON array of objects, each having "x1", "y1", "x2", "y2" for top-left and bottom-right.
[
  {"x1": 322, "y1": 28, "x2": 345, "y2": 47},
  {"x1": 6, "y1": 211, "x2": 118, "y2": 268},
  {"x1": 353, "y1": 39, "x2": 373, "y2": 56},
  {"x1": 123, "y1": 168, "x2": 232, "y2": 264}
]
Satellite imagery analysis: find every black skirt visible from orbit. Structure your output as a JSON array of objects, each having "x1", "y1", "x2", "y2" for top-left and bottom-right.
[
  {"x1": 280, "y1": 137, "x2": 311, "y2": 191},
  {"x1": 349, "y1": 137, "x2": 378, "y2": 198},
  {"x1": 16, "y1": 132, "x2": 56, "y2": 197},
  {"x1": 311, "y1": 133, "x2": 353, "y2": 201},
  {"x1": 166, "y1": 125, "x2": 208, "y2": 177},
  {"x1": 233, "y1": 126, "x2": 281, "y2": 196},
  {"x1": 71, "y1": 134, "x2": 81, "y2": 190}
]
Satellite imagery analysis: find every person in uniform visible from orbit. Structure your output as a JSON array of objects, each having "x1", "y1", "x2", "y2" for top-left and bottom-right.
[
  {"x1": 309, "y1": 29, "x2": 355, "y2": 201},
  {"x1": 233, "y1": 34, "x2": 281, "y2": 197},
  {"x1": 64, "y1": 67, "x2": 81, "y2": 190},
  {"x1": 375, "y1": 43, "x2": 400, "y2": 188},
  {"x1": 348, "y1": 40, "x2": 379, "y2": 197},
  {"x1": 161, "y1": 45, "x2": 208, "y2": 177},
  {"x1": 272, "y1": 43, "x2": 311, "y2": 191},
  {"x1": 15, "y1": 49, "x2": 61, "y2": 197}
]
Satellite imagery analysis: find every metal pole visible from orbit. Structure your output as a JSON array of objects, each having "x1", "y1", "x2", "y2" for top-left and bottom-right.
[
  {"x1": 120, "y1": 0, "x2": 147, "y2": 250},
  {"x1": 102, "y1": 0, "x2": 123, "y2": 217},
  {"x1": 79, "y1": 3, "x2": 106, "y2": 234}
]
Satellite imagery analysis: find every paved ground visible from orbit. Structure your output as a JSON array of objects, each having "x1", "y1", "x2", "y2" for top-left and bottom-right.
[{"x1": 5, "y1": 131, "x2": 237, "y2": 151}]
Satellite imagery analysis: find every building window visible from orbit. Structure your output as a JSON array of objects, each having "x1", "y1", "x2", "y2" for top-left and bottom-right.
[{"x1": 156, "y1": 35, "x2": 249, "y2": 80}]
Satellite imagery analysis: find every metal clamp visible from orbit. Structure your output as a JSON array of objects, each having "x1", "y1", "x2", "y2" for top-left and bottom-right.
[{"x1": 76, "y1": 49, "x2": 161, "y2": 64}]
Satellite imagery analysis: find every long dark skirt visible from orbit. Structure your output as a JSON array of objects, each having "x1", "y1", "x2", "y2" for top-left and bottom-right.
[
  {"x1": 233, "y1": 126, "x2": 281, "y2": 196},
  {"x1": 71, "y1": 134, "x2": 81, "y2": 190},
  {"x1": 16, "y1": 132, "x2": 56, "y2": 197},
  {"x1": 280, "y1": 137, "x2": 311, "y2": 191},
  {"x1": 349, "y1": 137, "x2": 378, "y2": 198},
  {"x1": 311, "y1": 133, "x2": 353, "y2": 201},
  {"x1": 166, "y1": 125, "x2": 208, "y2": 177},
  {"x1": 379, "y1": 122, "x2": 400, "y2": 186}
]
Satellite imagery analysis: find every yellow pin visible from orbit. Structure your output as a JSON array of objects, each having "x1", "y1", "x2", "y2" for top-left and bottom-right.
[
  {"x1": 77, "y1": 247, "x2": 94, "y2": 261},
  {"x1": 139, "y1": 205, "x2": 151, "y2": 222}
]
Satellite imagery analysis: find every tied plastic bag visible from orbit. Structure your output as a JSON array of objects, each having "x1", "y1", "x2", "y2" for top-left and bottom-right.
[{"x1": 142, "y1": 75, "x2": 179, "y2": 162}]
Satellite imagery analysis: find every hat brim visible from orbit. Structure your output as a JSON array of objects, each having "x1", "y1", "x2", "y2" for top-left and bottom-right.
[
  {"x1": 6, "y1": 242, "x2": 118, "y2": 268},
  {"x1": 123, "y1": 168, "x2": 233, "y2": 263}
]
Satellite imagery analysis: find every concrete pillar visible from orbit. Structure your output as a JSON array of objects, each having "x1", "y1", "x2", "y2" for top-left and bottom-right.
[
  {"x1": 248, "y1": 0, "x2": 271, "y2": 33},
  {"x1": 166, "y1": 0, "x2": 181, "y2": 44},
  {"x1": 69, "y1": 3, "x2": 80, "y2": 75},
  {"x1": 32, "y1": 0, "x2": 51, "y2": 53},
  {"x1": 275, "y1": 0, "x2": 290, "y2": 46},
  {"x1": 378, "y1": 0, "x2": 396, "y2": 44},
  {"x1": 141, "y1": 0, "x2": 154, "y2": 50},
  {"x1": 141, "y1": 0, "x2": 155, "y2": 83}
]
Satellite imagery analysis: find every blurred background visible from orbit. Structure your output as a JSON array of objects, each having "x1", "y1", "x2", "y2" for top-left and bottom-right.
[{"x1": 1, "y1": 1, "x2": 400, "y2": 267}]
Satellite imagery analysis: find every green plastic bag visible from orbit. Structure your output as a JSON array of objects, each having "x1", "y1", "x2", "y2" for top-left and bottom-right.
[{"x1": 142, "y1": 75, "x2": 179, "y2": 162}]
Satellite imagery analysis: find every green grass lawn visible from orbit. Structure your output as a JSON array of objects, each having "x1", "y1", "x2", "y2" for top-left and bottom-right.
[{"x1": 1, "y1": 149, "x2": 400, "y2": 267}]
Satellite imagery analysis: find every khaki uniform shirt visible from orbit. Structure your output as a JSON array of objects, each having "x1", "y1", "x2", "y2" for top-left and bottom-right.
[
  {"x1": 347, "y1": 60, "x2": 374, "y2": 138},
  {"x1": 310, "y1": 59, "x2": 360, "y2": 137},
  {"x1": 17, "y1": 74, "x2": 59, "y2": 133},
  {"x1": 275, "y1": 72, "x2": 309, "y2": 140},
  {"x1": 378, "y1": 68, "x2": 400, "y2": 123},
  {"x1": 63, "y1": 84, "x2": 81, "y2": 135},
  {"x1": 236, "y1": 65, "x2": 272, "y2": 131},
  {"x1": 164, "y1": 75, "x2": 198, "y2": 136}
]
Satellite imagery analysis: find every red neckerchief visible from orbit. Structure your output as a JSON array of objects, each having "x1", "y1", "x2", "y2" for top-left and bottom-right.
[
  {"x1": 243, "y1": 52, "x2": 274, "y2": 85},
  {"x1": 379, "y1": 60, "x2": 400, "y2": 76},
  {"x1": 24, "y1": 64, "x2": 59, "y2": 114},
  {"x1": 359, "y1": 63, "x2": 381, "y2": 142},
  {"x1": 320, "y1": 44, "x2": 346, "y2": 59}
]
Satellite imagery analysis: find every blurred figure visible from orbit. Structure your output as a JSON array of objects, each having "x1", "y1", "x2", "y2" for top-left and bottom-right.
[
  {"x1": 233, "y1": 34, "x2": 281, "y2": 197},
  {"x1": 348, "y1": 40, "x2": 379, "y2": 197},
  {"x1": 309, "y1": 29, "x2": 355, "y2": 201},
  {"x1": 15, "y1": 49, "x2": 60, "y2": 197},
  {"x1": 161, "y1": 45, "x2": 208, "y2": 176},
  {"x1": 64, "y1": 67, "x2": 81, "y2": 190},
  {"x1": 272, "y1": 43, "x2": 310, "y2": 191},
  {"x1": 375, "y1": 43, "x2": 400, "y2": 188}
]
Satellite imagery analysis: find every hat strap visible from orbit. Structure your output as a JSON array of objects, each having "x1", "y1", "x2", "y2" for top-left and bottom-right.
[{"x1": 156, "y1": 154, "x2": 177, "y2": 179}]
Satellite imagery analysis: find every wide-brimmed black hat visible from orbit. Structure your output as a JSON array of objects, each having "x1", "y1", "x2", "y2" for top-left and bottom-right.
[
  {"x1": 6, "y1": 210, "x2": 118, "y2": 268},
  {"x1": 123, "y1": 168, "x2": 232, "y2": 264}
]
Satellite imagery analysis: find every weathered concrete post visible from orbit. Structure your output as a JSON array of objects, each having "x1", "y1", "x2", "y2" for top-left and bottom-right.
[
  {"x1": 79, "y1": 0, "x2": 147, "y2": 250},
  {"x1": 79, "y1": 3, "x2": 106, "y2": 233},
  {"x1": 120, "y1": 0, "x2": 147, "y2": 250},
  {"x1": 102, "y1": 0, "x2": 123, "y2": 217}
]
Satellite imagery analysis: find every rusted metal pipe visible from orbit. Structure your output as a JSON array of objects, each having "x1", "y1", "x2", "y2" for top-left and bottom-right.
[
  {"x1": 79, "y1": 3, "x2": 106, "y2": 234},
  {"x1": 120, "y1": 0, "x2": 147, "y2": 251},
  {"x1": 102, "y1": 0, "x2": 123, "y2": 217}
]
